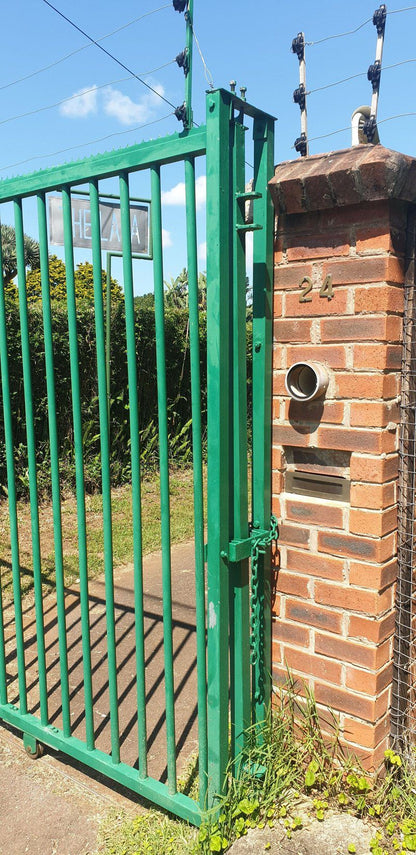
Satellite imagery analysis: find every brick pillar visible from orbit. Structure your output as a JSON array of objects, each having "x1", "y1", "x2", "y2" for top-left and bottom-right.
[{"x1": 268, "y1": 145, "x2": 416, "y2": 769}]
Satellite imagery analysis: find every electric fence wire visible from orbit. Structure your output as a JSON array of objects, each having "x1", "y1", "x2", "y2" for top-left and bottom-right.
[
  {"x1": 308, "y1": 57, "x2": 416, "y2": 95},
  {"x1": 305, "y1": 3, "x2": 416, "y2": 45},
  {"x1": 0, "y1": 113, "x2": 173, "y2": 175},
  {"x1": 189, "y1": 20, "x2": 214, "y2": 89},
  {"x1": 292, "y1": 110, "x2": 416, "y2": 148},
  {"x1": 41, "y1": 0, "x2": 177, "y2": 111},
  {"x1": 0, "y1": 3, "x2": 171, "y2": 92},
  {"x1": 0, "y1": 63, "x2": 176, "y2": 129}
]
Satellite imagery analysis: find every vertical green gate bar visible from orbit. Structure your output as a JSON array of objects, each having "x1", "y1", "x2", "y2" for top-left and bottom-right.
[
  {"x1": 119, "y1": 171, "x2": 148, "y2": 779},
  {"x1": 37, "y1": 192, "x2": 71, "y2": 738},
  {"x1": 14, "y1": 199, "x2": 48, "y2": 725},
  {"x1": 251, "y1": 114, "x2": 275, "y2": 726},
  {"x1": 62, "y1": 185, "x2": 95, "y2": 750}
]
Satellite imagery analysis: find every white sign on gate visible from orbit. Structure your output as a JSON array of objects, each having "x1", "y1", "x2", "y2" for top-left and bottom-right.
[{"x1": 48, "y1": 195, "x2": 150, "y2": 255}]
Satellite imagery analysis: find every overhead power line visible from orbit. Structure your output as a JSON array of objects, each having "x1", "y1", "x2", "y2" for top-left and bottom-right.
[
  {"x1": 0, "y1": 4, "x2": 171, "y2": 92},
  {"x1": 41, "y1": 0, "x2": 177, "y2": 110},
  {"x1": 0, "y1": 62, "x2": 176, "y2": 129},
  {"x1": 305, "y1": 4, "x2": 416, "y2": 46},
  {"x1": 0, "y1": 113, "x2": 173, "y2": 174}
]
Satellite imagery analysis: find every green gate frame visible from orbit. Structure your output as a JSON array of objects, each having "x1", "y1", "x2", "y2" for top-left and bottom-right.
[{"x1": 0, "y1": 88, "x2": 275, "y2": 824}]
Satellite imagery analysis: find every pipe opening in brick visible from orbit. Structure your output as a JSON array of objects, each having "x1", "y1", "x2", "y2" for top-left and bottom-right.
[{"x1": 285, "y1": 361, "x2": 329, "y2": 402}]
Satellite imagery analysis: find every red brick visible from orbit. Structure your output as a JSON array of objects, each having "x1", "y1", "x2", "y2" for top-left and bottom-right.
[
  {"x1": 321, "y1": 315, "x2": 402, "y2": 343},
  {"x1": 285, "y1": 400, "x2": 345, "y2": 425},
  {"x1": 275, "y1": 262, "x2": 314, "y2": 291},
  {"x1": 286, "y1": 548, "x2": 344, "y2": 581},
  {"x1": 349, "y1": 506, "x2": 397, "y2": 538},
  {"x1": 350, "y1": 481, "x2": 395, "y2": 510},
  {"x1": 283, "y1": 647, "x2": 342, "y2": 685},
  {"x1": 349, "y1": 560, "x2": 397, "y2": 591},
  {"x1": 352, "y1": 343, "x2": 402, "y2": 370},
  {"x1": 286, "y1": 498, "x2": 343, "y2": 528},
  {"x1": 272, "y1": 424, "x2": 311, "y2": 448},
  {"x1": 350, "y1": 401, "x2": 399, "y2": 428},
  {"x1": 285, "y1": 598, "x2": 343, "y2": 634},
  {"x1": 276, "y1": 570, "x2": 310, "y2": 598},
  {"x1": 322, "y1": 256, "x2": 404, "y2": 285},
  {"x1": 285, "y1": 289, "x2": 349, "y2": 318},
  {"x1": 355, "y1": 227, "x2": 394, "y2": 254},
  {"x1": 278, "y1": 523, "x2": 310, "y2": 548},
  {"x1": 274, "y1": 317, "x2": 313, "y2": 343},
  {"x1": 348, "y1": 611, "x2": 396, "y2": 644},
  {"x1": 314, "y1": 580, "x2": 393, "y2": 615},
  {"x1": 272, "y1": 621, "x2": 310, "y2": 648},
  {"x1": 343, "y1": 715, "x2": 390, "y2": 750},
  {"x1": 272, "y1": 447, "x2": 286, "y2": 470},
  {"x1": 318, "y1": 530, "x2": 396, "y2": 564},
  {"x1": 352, "y1": 738, "x2": 391, "y2": 772},
  {"x1": 315, "y1": 682, "x2": 376, "y2": 720},
  {"x1": 314, "y1": 633, "x2": 391, "y2": 670},
  {"x1": 316, "y1": 426, "x2": 396, "y2": 455},
  {"x1": 286, "y1": 344, "x2": 347, "y2": 369},
  {"x1": 286, "y1": 231, "x2": 350, "y2": 262},
  {"x1": 354, "y1": 284, "x2": 404, "y2": 315},
  {"x1": 350, "y1": 454, "x2": 398, "y2": 484},
  {"x1": 272, "y1": 471, "x2": 283, "y2": 496},
  {"x1": 272, "y1": 345, "x2": 285, "y2": 370},
  {"x1": 345, "y1": 662, "x2": 393, "y2": 695},
  {"x1": 273, "y1": 293, "x2": 283, "y2": 319},
  {"x1": 335, "y1": 372, "x2": 398, "y2": 400}
]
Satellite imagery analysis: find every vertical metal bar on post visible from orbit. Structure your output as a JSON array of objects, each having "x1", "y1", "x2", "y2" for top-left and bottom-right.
[
  {"x1": 14, "y1": 199, "x2": 48, "y2": 725},
  {"x1": 151, "y1": 164, "x2": 177, "y2": 794},
  {"x1": 89, "y1": 179, "x2": 120, "y2": 764},
  {"x1": 119, "y1": 171, "x2": 148, "y2": 778},
  {"x1": 251, "y1": 114, "x2": 275, "y2": 727},
  {"x1": 184, "y1": 154, "x2": 208, "y2": 806},
  {"x1": 37, "y1": 192, "x2": 71, "y2": 737},
  {"x1": 62, "y1": 186, "x2": 95, "y2": 750},
  {"x1": 229, "y1": 116, "x2": 251, "y2": 766},
  {"x1": 206, "y1": 88, "x2": 232, "y2": 803},
  {"x1": 185, "y1": 0, "x2": 194, "y2": 129}
]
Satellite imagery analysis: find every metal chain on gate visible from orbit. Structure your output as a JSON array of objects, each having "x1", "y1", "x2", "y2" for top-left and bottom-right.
[{"x1": 249, "y1": 514, "x2": 279, "y2": 670}]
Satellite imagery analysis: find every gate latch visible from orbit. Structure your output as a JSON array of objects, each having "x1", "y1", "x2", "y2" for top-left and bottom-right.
[{"x1": 226, "y1": 515, "x2": 279, "y2": 563}]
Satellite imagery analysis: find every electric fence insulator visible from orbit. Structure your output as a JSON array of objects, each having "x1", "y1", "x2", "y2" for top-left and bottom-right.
[
  {"x1": 367, "y1": 60, "x2": 381, "y2": 92},
  {"x1": 173, "y1": 0, "x2": 187, "y2": 12},
  {"x1": 373, "y1": 4, "x2": 387, "y2": 35},
  {"x1": 291, "y1": 32, "x2": 305, "y2": 62},
  {"x1": 294, "y1": 133, "x2": 308, "y2": 157},
  {"x1": 293, "y1": 83, "x2": 306, "y2": 111},
  {"x1": 174, "y1": 102, "x2": 187, "y2": 125},
  {"x1": 363, "y1": 115, "x2": 378, "y2": 143},
  {"x1": 176, "y1": 49, "x2": 189, "y2": 76}
]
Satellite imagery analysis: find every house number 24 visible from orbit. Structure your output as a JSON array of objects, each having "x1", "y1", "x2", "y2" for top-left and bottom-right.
[{"x1": 299, "y1": 273, "x2": 334, "y2": 302}]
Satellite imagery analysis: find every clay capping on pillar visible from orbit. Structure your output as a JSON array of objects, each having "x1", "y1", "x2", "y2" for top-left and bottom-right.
[{"x1": 268, "y1": 144, "x2": 416, "y2": 216}]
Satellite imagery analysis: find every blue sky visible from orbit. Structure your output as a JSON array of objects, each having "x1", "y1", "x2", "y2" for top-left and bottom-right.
[{"x1": 1, "y1": 0, "x2": 416, "y2": 293}]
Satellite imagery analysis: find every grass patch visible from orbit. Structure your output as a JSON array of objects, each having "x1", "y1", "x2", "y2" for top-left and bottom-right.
[{"x1": 0, "y1": 467, "x2": 199, "y2": 605}]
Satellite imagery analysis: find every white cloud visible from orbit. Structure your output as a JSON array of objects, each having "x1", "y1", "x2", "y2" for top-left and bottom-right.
[
  {"x1": 198, "y1": 241, "x2": 206, "y2": 263},
  {"x1": 162, "y1": 229, "x2": 172, "y2": 248},
  {"x1": 59, "y1": 85, "x2": 98, "y2": 118},
  {"x1": 161, "y1": 175, "x2": 206, "y2": 210},
  {"x1": 103, "y1": 84, "x2": 165, "y2": 125}
]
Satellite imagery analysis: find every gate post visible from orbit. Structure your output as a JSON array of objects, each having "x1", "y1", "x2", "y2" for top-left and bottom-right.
[{"x1": 269, "y1": 145, "x2": 416, "y2": 768}]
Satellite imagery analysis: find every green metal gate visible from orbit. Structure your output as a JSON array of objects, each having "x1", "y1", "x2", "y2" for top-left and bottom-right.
[{"x1": 0, "y1": 88, "x2": 275, "y2": 824}]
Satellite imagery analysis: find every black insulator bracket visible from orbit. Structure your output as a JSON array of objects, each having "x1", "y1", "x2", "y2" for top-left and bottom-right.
[
  {"x1": 367, "y1": 59, "x2": 382, "y2": 92},
  {"x1": 373, "y1": 4, "x2": 387, "y2": 35},
  {"x1": 291, "y1": 32, "x2": 305, "y2": 61},
  {"x1": 294, "y1": 133, "x2": 308, "y2": 157},
  {"x1": 293, "y1": 84, "x2": 306, "y2": 111},
  {"x1": 362, "y1": 115, "x2": 378, "y2": 143},
  {"x1": 176, "y1": 49, "x2": 189, "y2": 76},
  {"x1": 174, "y1": 102, "x2": 187, "y2": 126},
  {"x1": 173, "y1": 0, "x2": 187, "y2": 11}
]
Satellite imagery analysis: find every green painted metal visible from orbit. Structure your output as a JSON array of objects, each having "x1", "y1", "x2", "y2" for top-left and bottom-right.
[
  {"x1": 0, "y1": 87, "x2": 276, "y2": 824},
  {"x1": 185, "y1": 0, "x2": 194, "y2": 129},
  {"x1": 14, "y1": 199, "x2": 48, "y2": 725},
  {"x1": 37, "y1": 193, "x2": 71, "y2": 738},
  {"x1": 184, "y1": 154, "x2": 208, "y2": 807},
  {"x1": 251, "y1": 114, "x2": 275, "y2": 726},
  {"x1": 62, "y1": 185, "x2": 95, "y2": 750},
  {"x1": 151, "y1": 164, "x2": 177, "y2": 795}
]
